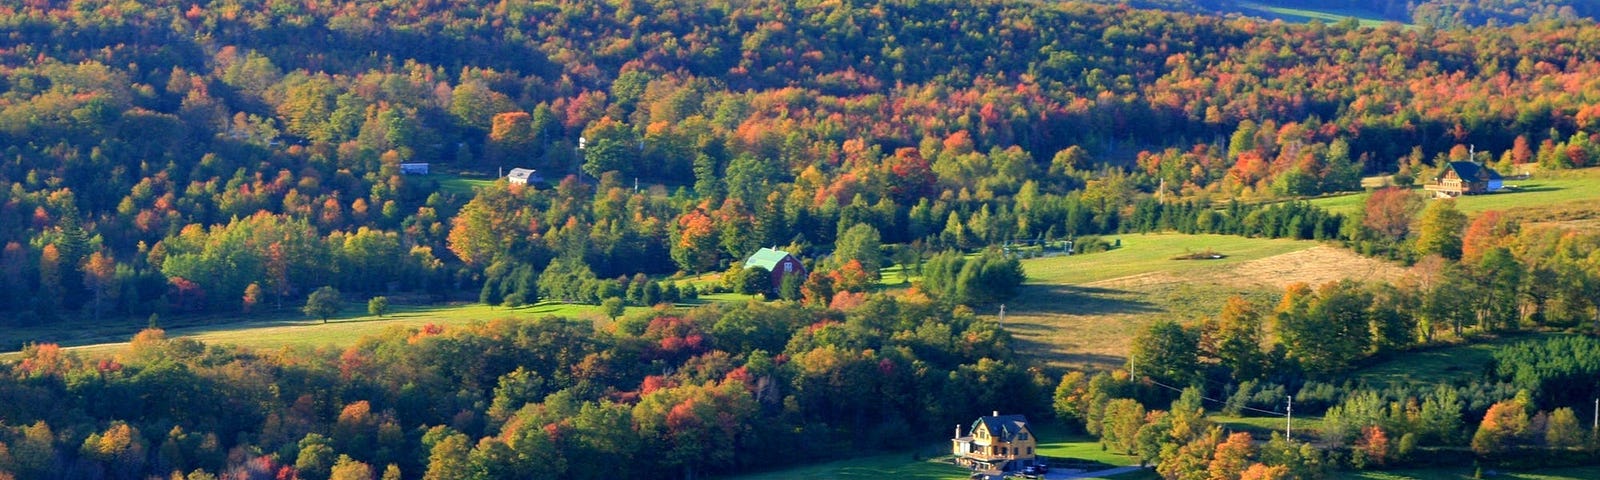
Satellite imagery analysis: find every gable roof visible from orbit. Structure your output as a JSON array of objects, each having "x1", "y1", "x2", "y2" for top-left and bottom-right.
[
  {"x1": 507, "y1": 168, "x2": 538, "y2": 181},
  {"x1": 1440, "y1": 161, "x2": 1502, "y2": 182},
  {"x1": 972, "y1": 414, "x2": 1031, "y2": 442},
  {"x1": 744, "y1": 248, "x2": 795, "y2": 271}
]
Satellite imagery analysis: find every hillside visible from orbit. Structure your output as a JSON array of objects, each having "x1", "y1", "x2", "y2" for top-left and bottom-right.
[
  {"x1": 1090, "y1": 0, "x2": 1600, "y2": 26},
  {"x1": 4, "y1": 0, "x2": 1600, "y2": 479},
  {"x1": 1000, "y1": 234, "x2": 1407, "y2": 369}
]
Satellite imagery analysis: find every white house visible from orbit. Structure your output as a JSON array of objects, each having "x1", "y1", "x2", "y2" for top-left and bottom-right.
[{"x1": 507, "y1": 168, "x2": 542, "y2": 185}]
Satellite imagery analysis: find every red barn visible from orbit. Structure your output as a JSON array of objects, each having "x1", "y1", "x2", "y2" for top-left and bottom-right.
[{"x1": 744, "y1": 248, "x2": 806, "y2": 293}]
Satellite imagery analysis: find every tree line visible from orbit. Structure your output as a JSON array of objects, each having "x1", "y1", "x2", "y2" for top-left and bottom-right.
[
  {"x1": 7, "y1": 0, "x2": 1600, "y2": 327},
  {"x1": 0, "y1": 294, "x2": 1052, "y2": 480}
]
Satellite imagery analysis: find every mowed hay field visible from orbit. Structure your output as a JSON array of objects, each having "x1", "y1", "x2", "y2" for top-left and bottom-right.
[{"x1": 1001, "y1": 234, "x2": 1407, "y2": 369}]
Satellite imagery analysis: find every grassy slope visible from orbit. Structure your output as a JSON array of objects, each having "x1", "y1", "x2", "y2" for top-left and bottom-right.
[
  {"x1": 1311, "y1": 168, "x2": 1600, "y2": 217},
  {"x1": 1023, "y1": 234, "x2": 1314, "y2": 285},
  {"x1": 1001, "y1": 233, "x2": 1323, "y2": 369},
  {"x1": 1235, "y1": 1, "x2": 1397, "y2": 28},
  {"x1": 2, "y1": 301, "x2": 642, "y2": 358}
]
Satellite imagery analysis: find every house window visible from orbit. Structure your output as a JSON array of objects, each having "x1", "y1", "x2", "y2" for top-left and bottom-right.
[
  {"x1": 1000, "y1": 447, "x2": 1007, "y2": 456},
  {"x1": 1028, "y1": 447, "x2": 1033, "y2": 455}
]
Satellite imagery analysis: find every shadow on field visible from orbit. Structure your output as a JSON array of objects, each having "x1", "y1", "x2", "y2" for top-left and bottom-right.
[
  {"x1": 1006, "y1": 285, "x2": 1159, "y2": 316},
  {"x1": 1005, "y1": 330, "x2": 1126, "y2": 369},
  {"x1": 1508, "y1": 184, "x2": 1561, "y2": 193}
]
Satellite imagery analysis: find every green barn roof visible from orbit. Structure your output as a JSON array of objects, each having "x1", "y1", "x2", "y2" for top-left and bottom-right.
[{"x1": 744, "y1": 248, "x2": 793, "y2": 271}]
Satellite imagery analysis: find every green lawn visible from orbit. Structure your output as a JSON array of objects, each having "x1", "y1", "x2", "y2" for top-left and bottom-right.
[
  {"x1": 3, "y1": 301, "x2": 646, "y2": 358},
  {"x1": 1031, "y1": 427, "x2": 1141, "y2": 467},
  {"x1": 1235, "y1": 1, "x2": 1399, "y2": 28},
  {"x1": 1022, "y1": 233, "x2": 1317, "y2": 285},
  {"x1": 434, "y1": 174, "x2": 497, "y2": 196},
  {"x1": 721, "y1": 450, "x2": 967, "y2": 480},
  {"x1": 1310, "y1": 168, "x2": 1600, "y2": 217}
]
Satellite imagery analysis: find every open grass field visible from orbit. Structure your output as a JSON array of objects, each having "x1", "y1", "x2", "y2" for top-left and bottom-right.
[
  {"x1": 1310, "y1": 168, "x2": 1600, "y2": 217},
  {"x1": 999, "y1": 233, "x2": 1407, "y2": 369},
  {"x1": 720, "y1": 451, "x2": 967, "y2": 480},
  {"x1": 1, "y1": 301, "x2": 645, "y2": 358},
  {"x1": 433, "y1": 174, "x2": 497, "y2": 196},
  {"x1": 1235, "y1": 1, "x2": 1397, "y2": 28}
]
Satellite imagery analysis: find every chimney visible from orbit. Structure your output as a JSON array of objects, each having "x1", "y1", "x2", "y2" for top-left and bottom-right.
[
  {"x1": 955, "y1": 424, "x2": 961, "y2": 438},
  {"x1": 993, "y1": 410, "x2": 999, "y2": 417}
]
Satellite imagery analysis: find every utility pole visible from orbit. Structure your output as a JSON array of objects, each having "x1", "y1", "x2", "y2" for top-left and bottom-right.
[
  {"x1": 1286, "y1": 395, "x2": 1293, "y2": 441},
  {"x1": 1593, "y1": 398, "x2": 1597, "y2": 431}
]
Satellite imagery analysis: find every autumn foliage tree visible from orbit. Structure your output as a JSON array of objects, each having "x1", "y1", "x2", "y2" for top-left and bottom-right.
[
  {"x1": 1472, "y1": 398, "x2": 1531, "y2": 455},
  {"x1": 1361, "y1": 187, "x2": 1424, "y2": 243}
]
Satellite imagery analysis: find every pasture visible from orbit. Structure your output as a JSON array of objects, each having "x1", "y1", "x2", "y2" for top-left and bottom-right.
[
  {"x1": 1235, "y1": 1, "x2": 1397, "y2": 28},
  {"x1": 1, "y1": 301, "x2": 639, "y2": 358},
  {"x1": 999, "y1": 233, "x2": 1405, "y2": 369}
]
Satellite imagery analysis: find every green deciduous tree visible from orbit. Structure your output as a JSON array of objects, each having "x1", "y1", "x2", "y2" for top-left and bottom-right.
[
  {"x1": 1130, "y1": 319, "x2": 1200, "y2": 386},
  {"x1": 303, "y1": 286, "x2": 342, "y2": 323},
  {"x1": 328, "y1": 455, "x2": 373, "y2": 480},
  {"x1": 1277, "y1": 281, "x2": 1371, "y2": 376},
  {"x1": 602, "y1": 297, "x2": 625, "y2": 320},
  {"x1": 832, "y1": 223, "x2": 883, "y2": 277},
  {"x1": 1545, "y1": 407, "x2": 1584, "y2": 448},
  {"x1": 1415, "y1": 199, "x2": 1468, "y2": 260},
  {"x1": 423, "y1": 431, "x2": 472, "y2": 480},
  {"x1": 367, "y1": 296, "x2": 389, "y2": 317},
  {"x1": 1100, "y1": 398, "x2": 1145, "y2": 454},
  {"x1": 295, "y1": 434, "x2": 336, "y2": 480}
]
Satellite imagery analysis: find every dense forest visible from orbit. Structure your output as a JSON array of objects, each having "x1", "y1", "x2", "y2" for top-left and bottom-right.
[
  {"x1": 5, "y1": 0, "x2": 1600, "y2": 478},
  {"x1": 1, "y1": 297, "x2": 1046, "y2": 479},
  {"x1": 7, "y1": 0, "x2": 1600, "y2": 323},
  {"x1": 1108, "y1": 0, "x2": 1600, "y2": 27}
]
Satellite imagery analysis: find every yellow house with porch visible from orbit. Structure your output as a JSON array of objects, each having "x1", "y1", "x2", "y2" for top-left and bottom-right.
[{"x1": 952, "y1": 412, "x2": 1039, "y2": 472}]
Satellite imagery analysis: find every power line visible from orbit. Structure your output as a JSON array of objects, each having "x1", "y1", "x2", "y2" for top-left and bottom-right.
[{"x1": 1138, "y1": 374, "x2": 1326, "y2": 421}]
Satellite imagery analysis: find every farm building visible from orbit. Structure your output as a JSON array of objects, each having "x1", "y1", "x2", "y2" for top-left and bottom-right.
[
  {"x1": 399, "y1": 163, "x2": 429, "y2": 175},
  {"x1": 952, "y1": 412, "x2": 1040, "y2": 473},
  {"x1": 506, "y1": 168, "x2": 543, "y2": 185},
  {"x1": 743, "y1": 248, "x2": 806, "y2": 293},
  {"x1": 1425, "y1": 161, "x2": 1502, "y2": 197}
]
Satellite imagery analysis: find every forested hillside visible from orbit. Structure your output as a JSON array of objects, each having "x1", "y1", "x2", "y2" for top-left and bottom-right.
[
  {"x1": 7, "y1": 0, "x2": 1600, "y2": 478},
  {"x1": 5, "y1": 0, "x2": 1600, "y2": 322},
  {"x1": 1109, "y1": 0, "x2": 1600, "y2": 27}
]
